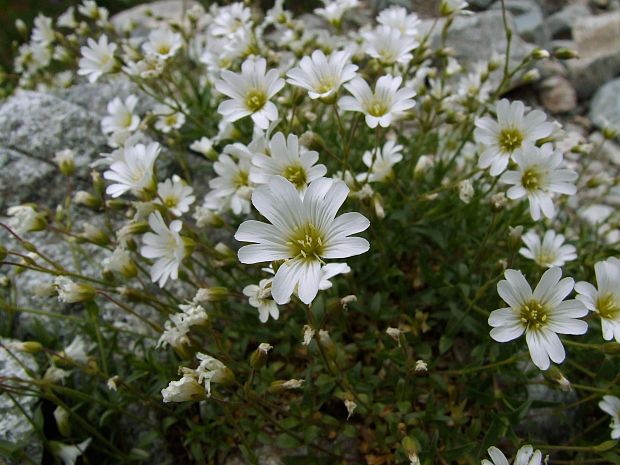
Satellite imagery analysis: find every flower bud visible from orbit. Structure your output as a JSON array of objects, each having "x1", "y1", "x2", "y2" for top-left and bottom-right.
[
  {"x1": 15, "y1": 19, "x2": 28, "y2": 38},
  {"x1": 508, "y1": 225, "x2": 523, "y2": 248},
  {"x1": 602, "y1": 126, "x2": 619, "y2": 140},
  {"x1": 553, "y1": 47, "x2": 579, "y2": 60},
  {"x1": 250, "y1": 343, "x2": 273, "y2": 369},
  {"x1": 0, "y1": 244, "x2": 6, "y2": 261},
  {"x1": 74, "y1": 190, "x2": 101, "y2": 209},
  {"x1": 53, "y1": 406, "x2": 71, "y2": 436},
  {"x1": 269, "y1": 379, "x2": 304, "y2": 392},
  {"x1": 54, "y1": 276, "x2": 95, "y2": 303},
  {"x1": 53, "y1": 149, "x2": 75, "y2": 176},
  {"x1": 194, "y1": 286, "x2": 228, "y2": 303},
  {"x1": 543, "y1": 366, "x2": 571, "y2": 391},
  {"x1": 531, "y1": 48, "x2": 550, "y2": 60},
  {"x1": 79, "y1": 224, "x2": 109, "y2": 246},
  {"x1": 521, "y1": 69, "x2": 541, "y2": 84}
]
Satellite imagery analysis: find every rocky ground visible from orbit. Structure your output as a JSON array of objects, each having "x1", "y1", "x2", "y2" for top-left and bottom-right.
[{"x1": 2, "y1": 0, "x2": 620, "y2": 463}]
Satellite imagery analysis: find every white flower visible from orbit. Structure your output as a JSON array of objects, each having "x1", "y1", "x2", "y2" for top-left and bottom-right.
[
  {"x1": 142, "y1": 28, "x2": 182, "y2": 60},
  {"x1": 474, "y1": 99, "x2": 554, "y2": 176},
  {"x1": 441, "y1": 0, "x2": 470, "y2": 15},
  {"x1": 141, "y1": 211, "x2": 185, "y2": 287},
  {"x1": 49, "y1": 438, "x2": 92, "y2": 465},
  {"x1": 243, "y1": 279, "x2": 280, "y2": 323},
  {"x1": 599, "y1": 395, "x2": 620, "y2": 439},
  {"x1": 104, "y1": 142, "x2": 160, "y2": 198},
  {"x1": 107, "y1": 376, "x2": 119, "y2": 391},
  {"x1": 32, "y1": 14, "x2": 55, "y2": 45},
  {"x1": 157, "y1": 318, "x2": 190, "y2": 349},
  {"x1": 215, "y1": 57, "x2": 285, "y2": 130},
  {"x1": 78, "y1": 35, "x2": 117, "y2": 83},
  {"x1": 362, "y1": 26, "x2": 418, "y2": 65},
  {"x1": 377, "y1": 6, "x2": 420, "y2": 35},
  {"x1": 161, "y1": 373, "x2": 205, "y2": 402},
  {"x1": 195, "y1": 353, "x2": 229, "y2": 396},
  {"x1": 339, "y1": 75, "x2": 415, "y2": 128},
  {"x1": 575, "y1": 257, "x2": 620, "y2": 342},
  {"x1": 286, "y1": 50, "x2": 358, "y2": 101},
  {"x1": 358, "y1": 140, "x2": 403, "y2": 183},
  {"x1": 482, "y1": 445, "x2": 542, "y2": 465},
  {"x1": 58, "y1": 7, "x2": 77, "y2": 29},
  {"x1": 153, "y1": 101, "x2": 186, "y2": 133},
  {"x1": 178, "y1": 302, "x2": 209, "y2": 327},
  {"x1": 315, "y1": 0, "x2": 358, "y2": 25},
  {"x1": 54, "y1": 276, "x2": 94, "y2": 303},
  {"x1": 53, "y1": 149, "x2": 75, "y2": 175},
  {"x1": 250, "y1": 132, "x2": 327, "y2": 192},
  {"x1": 78, "y1": 0, "x2": 109, "y2": 22},
  {"x1": 190, "y1": 137, "x2": 215, "y2": 157},
  {"x1": 7, "y1": 205, "x2": 46, "y2": 234},
  {"x1": 210, "y1": 3, "x2": 252, "y2": 37},
  {"x1": 489, "y1": 267, "x2": 588, "y2": 370},
  {"x1": 101, "y1": 95, "x2": 140, "y2": 136},
  {"x1": 458, "y1": 179, "x2": 474, "y2": 204},
  {"x1": 156, "y1": 176, "x2": 196, "y2": 216},
  {"x1": 63, "y1": 336, "x2": 90, "y2": 364},
  {"x1": 207, "y1": 142, "x2": 254, "y2": 215},
  {"x1": 499, "y1": 143, "x2": 577, "y2": 221},
  {"x1": 519, "y1": 230, "x2": 577, "y2": 268},
  {"x1": 235, "y1": 176, "x2": 370, "y2": 305},
  {"x1": 102, "y1": 247, "x2": 137, "y2": 278},
  {"x1": 319, "y1": 263, "x2": 351, "y2": 290}
]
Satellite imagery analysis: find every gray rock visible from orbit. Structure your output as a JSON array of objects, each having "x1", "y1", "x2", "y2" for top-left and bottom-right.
[
  {"x1": 589, "y1": 78, "x2": 620, "y2": 131},
  {"x1": 53, "y1": 77, "x2": 150, "y2": 117},
  {"x1": 540, "y1": 76, "x2": 577, "y2": 113},
  {"x1": 568, "y1": 12, "x2": 620, "y2": 98},
  {"x1": 0, "y1": 90, "x2": 106, "y2": 211},
  {"x1": 545, "y1": 3, "x2": 590, "y2": 39},
  {"x1": 0, "y1": 338, "x2": 42, "y2": 464},
  {"x1": 421, "y1": 10, "x2": 533, "y2": 88},
  {"x1": 492, "y1": 0, "x2": 547, "y2": 45}
]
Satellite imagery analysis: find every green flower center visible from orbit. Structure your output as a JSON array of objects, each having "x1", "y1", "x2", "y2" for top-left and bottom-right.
[
  {"x1": 535, "y1": 251, "x2": 555, "y2": 267},
  {"x1": 233, "y1": 170, "x2": 249, "y2": 188},
  {"x1": 367, "y1": 98, "x2": 388, "y2": 117},
  {"x1": 157, "y1": 44, "x2": 171, "y2": 55},
  {"x1": 282, "y1": 164, "x2": 307, "y2": 189},
  {"x1": 521, "y1": 168, "x2": 542, "y2": 191},
  {"x1": 597, "y1": 293, "x2": 620, "y2": 320},
  {"x1": 164, "y1": 196, "x2": 178, "y2": 208},
  {"x1": 498, "y1": 128, "x2": 523, "y2": 153},
  {"x1": 520, "y1": 300, "x2": 548, "y2": 330},
  {"x1": 316, "y1": 77, "x2": 335, "y2": 94},
  {"x1": 246, "y1": 89, "x2": 267, "y2": 112},
  {"x1": 287, "y1": 223, "x2": 325, "y2": 261}
]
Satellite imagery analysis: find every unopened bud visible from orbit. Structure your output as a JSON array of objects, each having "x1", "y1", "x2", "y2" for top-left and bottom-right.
[
  {"x1": 522, "y1": 69, "x2": 541, "y2": 84},
  {"x1": 15, "y1": 19, "x2": 28, "y2": 38},
  {"x1": 80, "y1": 224, "x2": 109, "y2": 246},
  {"x1": 269, "y1": 379, "x2": 304, "y2": 392},
  {"x1": 74, "y1": 190, "x2": 101, "y2": 209},
  {"x1": 302, "y1": 325, "x2": 315, "y2": 346},
  {"x1": 340, "y1": 294, "x2": 357, "y2": 309},
  {"x1": 53, "y1": 406, "x2": 71, "y2": 436},
  {"x1": 53, "y1": 149, "x2": 75, "y2": 176},
  {"x1": 508, "y1": 225, "x2": 523, "y2": 247},
  {"x1": 250, "y1": 343, "x2": 273, "y2": 369},
  {"x1": 344, "y1": 398, "x2": 357, "y2": 419},
  {"x1": 543, "y1": 366, "x2": 571, "y2": 391},
  {"x1": 0, "y1": 244, "x2": 6, "y2": 261},
  {"x1": 415, "y1": 359, "x2": 428, "y2": 373},
  {"x1": 531, "y1": 48, "x2": 550, "y2": 60},
  {"x1": 194, "y1": 286, "x2": 228, "y2": 303},
  {"x1": 553, "y1": 47, "x2": 579, "y2": 60},
  {"x1": 602, "y1": 126, "x2": 619, "y2": 140}
]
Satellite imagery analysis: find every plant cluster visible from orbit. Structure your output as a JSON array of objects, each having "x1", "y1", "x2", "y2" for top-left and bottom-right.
[{"x1": 1, "y1": 1, "x2": 620, "y2": 464}]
